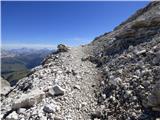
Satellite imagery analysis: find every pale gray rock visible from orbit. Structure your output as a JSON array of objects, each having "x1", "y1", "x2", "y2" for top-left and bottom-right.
[
  {"x1": 73, "y1": 85, "x2": 81, "y2": 90},
  {"x1": 43, "y1": 104, "x2": 56, "y2": 113},
  {"x1": 17, "y1": 108, "x2": 26, "y2": 115},
  {"x1": 54, "y1": 116, "x2": 64, "y2": 120},
  {"x1": 48, "y1": 85, "x2": 65, "y2": 96},
  {"x1": 12, "y1": 89, "x2": 45, "y2": 109},
  {"x1": 0, "y1": 77, "x2": 10, "y2": 95},
  {"x1": 6, "y1": 111, "x2": 18, "y2": 120},
  {"x1": 135, "y1": 49, "x2": 146, "y2": 55}
]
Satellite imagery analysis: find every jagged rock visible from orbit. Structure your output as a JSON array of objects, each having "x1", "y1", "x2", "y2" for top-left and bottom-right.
[
  {"x1": 48, "y1": 85, "x2": 65, "y2": 96},
  {"x1": 6, "y1": 111, "x2": 18, "y2": 120},
  {"x1": 57, "y1": 44, "x2": 69, "y2": 52},
  {"x1": 12, "y1": 89, "x2": 45, "y2": 109}
]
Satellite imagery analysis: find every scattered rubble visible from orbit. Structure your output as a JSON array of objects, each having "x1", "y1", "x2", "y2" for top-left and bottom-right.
[{"x1": 1, "y1": 2, "x2": 160, "y2": 120}]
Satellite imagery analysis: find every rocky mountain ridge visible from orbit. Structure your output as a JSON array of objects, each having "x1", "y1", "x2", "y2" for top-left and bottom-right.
[{"x1": 1, "y1": 2, "x2": 160, "y2": 120}]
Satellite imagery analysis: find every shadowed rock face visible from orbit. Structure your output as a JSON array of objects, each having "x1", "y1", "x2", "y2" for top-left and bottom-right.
[{"x1": 1, "y1": 2, "x2": 160, "y2": 120}]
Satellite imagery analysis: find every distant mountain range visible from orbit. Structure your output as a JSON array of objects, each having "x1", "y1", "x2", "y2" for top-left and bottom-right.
[{"x1": 1, "y1": 48, "x2": 52, "y2": 86}]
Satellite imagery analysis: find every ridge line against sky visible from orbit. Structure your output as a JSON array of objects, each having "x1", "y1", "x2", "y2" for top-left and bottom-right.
[{"x1": 2, "y1": 1, "x2": 149, "y2": 49}]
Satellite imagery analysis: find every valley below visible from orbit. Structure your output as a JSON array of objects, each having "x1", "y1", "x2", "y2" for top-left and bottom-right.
[{"x1": 1, "y1": 48, "x2": 52, "y2": 86}]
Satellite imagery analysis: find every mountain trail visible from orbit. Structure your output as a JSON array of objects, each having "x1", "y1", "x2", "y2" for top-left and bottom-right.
[
  {"x1": 52, "y1": 46, "x2": 101, "y2": 119},
  {"x1": 1, "y1": 2, "x2": 160, "y2": 120}
]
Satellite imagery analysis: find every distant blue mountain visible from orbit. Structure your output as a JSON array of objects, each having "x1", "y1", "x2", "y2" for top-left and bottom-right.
[{"x1": 1, "y1": 48, "x2": 52, "y2": 86}]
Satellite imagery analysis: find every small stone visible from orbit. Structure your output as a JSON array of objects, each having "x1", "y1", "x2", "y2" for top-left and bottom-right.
[
  {"x1": 101, "y1": 94, "x2": 106, "y2": 99},
  {"x1": 48, "y1": 85, "x2": 65, "y2": 96},
  {"x1": 110, "y1": 77, "x2": 122, "y2": 85},
  {"x1": 110, "y1": 95, "x2": 116, "y2": 101},
  {"x1": 72, "y1": 69, "x2": 77, "y2": 76},
  {"x1": 17, "y1": 108, "x2": 26, "y2": 115},
  {"x1": 136, "y1": 49, "x2": 146, "y2": 55},
  {"x1": 76, "y1": 75, "x2": 82, "y2": 80},
  {"x1": 73, "y1": 85, "x2": 81, "y2": 90},
  {"x1": 81, "y1": 102, "x2": 87, "y2": 107},
  {"x1": 126, "y1": 90, "x2": 132, "y2": 95},
  {"x1": 54, "y1": 116, "x2": 64, "y2": 120},
  {"x1": 6, "y1": 111, "x2": 18, "y2": 120},
  {"x1": 43, "y1": 104, "x2": 56, "y2": 113}
]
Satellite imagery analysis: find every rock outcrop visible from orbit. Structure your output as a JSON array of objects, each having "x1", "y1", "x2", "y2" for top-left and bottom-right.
[
  {"x1": 0, "y1": 77, "x2": 10, "y2": 95},
  {"x1": 1, "y1": 1, "x2": 160, "y2": 120}
]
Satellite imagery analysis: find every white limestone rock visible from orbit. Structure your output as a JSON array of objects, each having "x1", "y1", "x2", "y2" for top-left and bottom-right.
[{"x1": 6, "y1": 111, "x2": 18, "y2": 120}]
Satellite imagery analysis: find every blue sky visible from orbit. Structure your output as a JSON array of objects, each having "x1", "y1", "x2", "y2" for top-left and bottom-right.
[{"x1": 2, "y1": 1, "x2": 149, "y2": 49}]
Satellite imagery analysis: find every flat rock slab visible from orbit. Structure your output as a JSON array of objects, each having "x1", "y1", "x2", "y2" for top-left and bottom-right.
[{"x1": 12, "y1": 89, "x2": 45, "y2": 109}]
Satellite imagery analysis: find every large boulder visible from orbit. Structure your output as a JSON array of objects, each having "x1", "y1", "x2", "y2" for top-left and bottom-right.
[
  {"x1": 12, "y1": 89, "x2": 45, "y2": 109},
  {"x1": 0, "y1": 77, "x2": 11, "y2": 95}
]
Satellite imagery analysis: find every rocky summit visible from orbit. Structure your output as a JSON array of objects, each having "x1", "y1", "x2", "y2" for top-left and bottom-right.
[{"x1": 1, "y1": 2, "x2": 160, "y2": 120}]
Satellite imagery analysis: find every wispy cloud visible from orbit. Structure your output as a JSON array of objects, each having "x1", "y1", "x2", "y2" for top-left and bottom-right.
[{"x1": 1, "y1": 43, "x2": 57, "y2": 50}]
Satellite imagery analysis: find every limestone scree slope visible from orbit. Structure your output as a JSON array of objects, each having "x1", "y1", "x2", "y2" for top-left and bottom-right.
[{"x1": 1, "y1": 1, "x2": 160, "y2": 120}]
